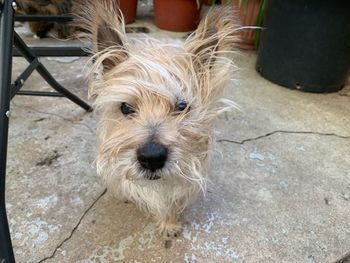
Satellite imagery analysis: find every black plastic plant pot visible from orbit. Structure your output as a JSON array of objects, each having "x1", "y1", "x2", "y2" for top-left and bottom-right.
[{"x1": 256, "y1": 0, "x2": 350, "y2": 93}]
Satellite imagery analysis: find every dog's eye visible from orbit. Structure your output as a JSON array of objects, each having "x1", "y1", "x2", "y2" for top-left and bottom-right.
[
  {"x1": 121, "y1": 102, "x2": 135, "y2": 116},
  {"x1": 175, "y1": 101, "x2": 188, "y2": 112}
]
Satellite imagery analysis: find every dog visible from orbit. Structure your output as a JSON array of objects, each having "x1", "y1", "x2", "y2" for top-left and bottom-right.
[
  {"x1": 16, "y1": 0, "x2": 81, "y2": 38},
  {"x1": 79, "y1": 1, "x2": 239, "y2": 237}
]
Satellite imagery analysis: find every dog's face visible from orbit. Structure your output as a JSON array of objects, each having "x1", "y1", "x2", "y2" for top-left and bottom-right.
[
  {"x1": 82, "y1": 2, "x2": 238, "y2": 187},
  {"x1": 93, "y1": 48, "x2": 213, "y2": 184}
]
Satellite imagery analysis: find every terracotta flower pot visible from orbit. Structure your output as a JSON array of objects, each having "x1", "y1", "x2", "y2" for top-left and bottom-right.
[
  {"x1": 115, "y1": 0, "x2": 138, "y2": 24},
  {"x1": 154, "y1": 0, "x2": 201, "y2": 32},
  {"x1": 230, "y1": 0, "x2": 262, "y2": 50}
]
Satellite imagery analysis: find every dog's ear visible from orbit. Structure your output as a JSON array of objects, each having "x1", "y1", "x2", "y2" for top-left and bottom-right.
[
  {"x1": 76, "y1": 0, "x2": 129, "y2": 72},
  {"x1": 184, "y1": 7, "x2": 239, "y2": 104},
  {"x1": 185, "y1": 7, "x2": 239, "y2": 69}
]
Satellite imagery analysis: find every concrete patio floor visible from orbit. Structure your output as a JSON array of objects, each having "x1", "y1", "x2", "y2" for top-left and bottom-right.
[{"x1": 6, "y1": 17, "x2": 350, "y2": 263}]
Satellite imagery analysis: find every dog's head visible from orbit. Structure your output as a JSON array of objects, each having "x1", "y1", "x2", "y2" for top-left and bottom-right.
[{"x1": 79, "y1": 1, "x2": 239, "y2": 187}]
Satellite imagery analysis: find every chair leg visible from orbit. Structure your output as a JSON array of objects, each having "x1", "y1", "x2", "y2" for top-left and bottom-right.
[
  {"x1": 13, "y1": 32, "x2": 93, "y2": 112},
  {"x1": 0, "y1": 0, "x2": 16, "y2": 261}
]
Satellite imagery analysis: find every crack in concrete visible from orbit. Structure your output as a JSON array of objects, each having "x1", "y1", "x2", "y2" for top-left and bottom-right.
[
  {"x1": 217, "y1": 130, "x2": 350, "y2": 145},
  {"x1": 11, "y1": 103, "x2": 95, "y2": 135},
  {"x1": 37, "y1": 189, "x2": 107, "y2": 263}
]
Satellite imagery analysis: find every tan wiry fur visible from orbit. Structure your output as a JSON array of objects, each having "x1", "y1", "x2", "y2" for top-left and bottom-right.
[{"x1": 78, "y1": 1, "x2": 240, "y2": 237}]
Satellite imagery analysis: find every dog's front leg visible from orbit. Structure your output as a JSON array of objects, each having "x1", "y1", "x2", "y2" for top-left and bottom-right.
[{"x1": 157, "y1": 210, "x2": 182, "y2": 238}]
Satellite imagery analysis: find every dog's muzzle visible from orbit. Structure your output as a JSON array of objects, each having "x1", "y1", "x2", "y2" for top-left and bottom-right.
[{"x1": 137, "y1": 142, "x2": 168, "y2": 179}]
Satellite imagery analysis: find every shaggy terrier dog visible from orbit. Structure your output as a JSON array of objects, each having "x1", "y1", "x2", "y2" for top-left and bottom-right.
[{"x1": 80, "y1": 1, "x2": 239, "y2": 237}]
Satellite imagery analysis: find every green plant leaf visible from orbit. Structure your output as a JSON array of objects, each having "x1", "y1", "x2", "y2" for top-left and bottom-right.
[{"x1": 254, "y1": 0, "x2": 266, "y2": 48}]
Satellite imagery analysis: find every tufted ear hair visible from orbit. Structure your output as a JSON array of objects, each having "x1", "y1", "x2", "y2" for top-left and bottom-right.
[
  {"x1": 185, "y1": 7, "x2": 239, "y2": 68},
  {"x1": 184, "y1": 7, "x2": 240, "y2": 105},
  {"x1": 76, "y1": 0, "x2": 129, "y2": 72}
]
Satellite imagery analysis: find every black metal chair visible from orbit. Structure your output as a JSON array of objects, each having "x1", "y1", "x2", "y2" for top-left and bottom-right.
[{"x1": 0, "y1": 0, "x2": 92, "y2": 261}]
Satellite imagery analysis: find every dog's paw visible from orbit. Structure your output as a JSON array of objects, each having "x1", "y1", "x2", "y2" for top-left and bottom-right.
[{"x1": 159, "y1": 222, "x2": 182, "y2": 238}]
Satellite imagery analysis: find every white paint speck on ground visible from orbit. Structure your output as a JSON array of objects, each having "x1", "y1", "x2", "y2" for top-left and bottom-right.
[
  {"x1": 184, "y1": 253, "x2": 197, "y2": 263},
  {"x1": 186, "y1": 212, "x2": 245, "y2": 260},
  {"x1": 82, "y1": 235, "x2": 134, "y2": 262},
  {"x1": 80, "y1": 223, "x2": 157, "y2": 262},
  {"x1": 183, "y1": 224, "x2": 192, "y2": 240},
  {"x1": 249, "y1": 151, "x2": 276, "y2": 164},
  {"x1": 12, "y1": 218, "x2": 61, "y2": 250},
  {"x1": 28, "y1": 218, "x2": 60, "y2": 244},
  {"x1": 202, "y1": 212, "x2": 217, "y2": 233},
  {"x1": 256, "y1": 188, "x2": 273, "y2": 202},
  {"x1": 279, "y1": 181, "x2": 289, "y2": 189},
  {"x1": 70, "y1": 196, "x2": 83, "y2": 206},
  {"x1": 225, "y1": 248, "x2": 240, "y2": 259},
  {"x1": 222, "y1": 237, "x2": 229, "y2": 245},
  {"x1": 36, "y1": 193, "x2": 58, "y2": 209},
  {"x1": 138, "y1": 223, "x2": 156, "y2": 251},
  {"x1": 249, "y1": 151, "x2": 265, "y2": 161},
  {"x1": 296, "y1": 146, "x2": 306, "y2": 151}
]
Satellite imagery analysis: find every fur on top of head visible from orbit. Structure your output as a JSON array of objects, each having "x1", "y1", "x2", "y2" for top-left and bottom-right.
[{"x1": 77, "y1": 0, "x2": 239, "y2": 109}]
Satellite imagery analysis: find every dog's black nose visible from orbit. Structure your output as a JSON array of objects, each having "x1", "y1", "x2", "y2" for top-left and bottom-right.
[{"x1": 137, "y1": 142, "x2": 168, "y2": 171}]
